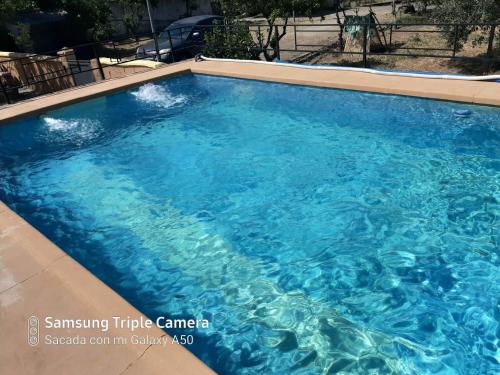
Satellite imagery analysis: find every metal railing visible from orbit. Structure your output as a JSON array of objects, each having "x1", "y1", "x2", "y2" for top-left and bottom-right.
[
  {"x1": 244, "y1": 22, "x2": 498, "y2": 62},
  {"x1": 0, "y1": 21, "x2": 498, "y2": 105},
  {"x1": 0, "y1": 35, "x2": 160, "y2": 105},
  {"x1": 140, "y1": 21, "x2": 499, "y2": 64}
]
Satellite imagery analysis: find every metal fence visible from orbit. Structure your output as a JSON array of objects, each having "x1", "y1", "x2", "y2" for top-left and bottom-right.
[
  {"x1": 0, "y1": 36, "x2": 157, "y2": 105},
  {"x1": 0, "y1": 21, "x2": 498, "y2": 105},
  {"x1": 246, "y1": 22, "x2": 498, "y2": 65}
]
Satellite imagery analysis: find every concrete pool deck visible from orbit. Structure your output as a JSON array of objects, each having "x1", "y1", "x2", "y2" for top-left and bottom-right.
[{"x1": 0, "y1": 59, "x2": 499, "y2": 374}]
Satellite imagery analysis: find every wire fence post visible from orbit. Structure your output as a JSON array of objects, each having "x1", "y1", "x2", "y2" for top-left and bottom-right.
[
  {"x1": 257, "y1": 25, "x2": 263, "y2": 55},
  {"x1": 112, "y1": 41, "x2": 121, "y2": 62},
  {"x1": 167, "y1": 30, "x2": 175, "y2": 63},
  {"x1": 92, "y1": 44, "x2": 105, "y2": 81},
  {"x1": 274, "y1": 25, "x2": 281, "y2": 60},
  {"x1": 76, "y1": 57, "x2": 82, "y2": 73},
  {"x1": 20, "y1": 60, "x2": 31, "y2": 85},
  {"x1": 153, "y1": 32, "x2": 161, "y2": 62},
  {"x1": 0, "y1": 77, "x2": 10, "y2": 105},
  {"x1": 452, "y1": 24, "x2": 459, "y2": 57},
  {"x1": 487, "y1": 24, "x2": 496, "y2": 57},
  {"x1": 294, "y1": 25, "x2": 298, "y2": 51},
  {"x1": 389, "y1": 24, "x2": 393, "y2": 52},
  {"x1": 362, "y1": 23, "x2": 368, "y2": 68}
]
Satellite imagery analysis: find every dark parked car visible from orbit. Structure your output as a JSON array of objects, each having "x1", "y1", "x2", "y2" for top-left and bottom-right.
[{"x1": 137, "y1": 15, "x2": 223, "y2": 62}]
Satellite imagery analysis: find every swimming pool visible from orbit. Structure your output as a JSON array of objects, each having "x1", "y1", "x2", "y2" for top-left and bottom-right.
[{"x1": 0, "y1": 74, "x2": 499, "y2": 374}]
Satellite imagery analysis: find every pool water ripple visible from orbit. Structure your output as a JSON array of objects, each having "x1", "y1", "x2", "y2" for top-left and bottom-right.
[{"x1": 0, "y1": 74, "x2": 499, "y2": 374}]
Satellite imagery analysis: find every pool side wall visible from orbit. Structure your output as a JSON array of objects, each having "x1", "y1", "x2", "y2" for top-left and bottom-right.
[{"x1": 0, "y1": 60, "x2": 499, "y2": 375}]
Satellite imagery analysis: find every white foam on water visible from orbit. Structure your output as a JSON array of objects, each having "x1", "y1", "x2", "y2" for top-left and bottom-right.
[
  {"x1": 42, "y1": 117, "x2": 101, "y2": 143},
  {"x1": 131, "y1": 83, "x2": 187, "y2": 108},
  {"x1": 43, "y1": 117, "x2": 80, "y2": 131}
]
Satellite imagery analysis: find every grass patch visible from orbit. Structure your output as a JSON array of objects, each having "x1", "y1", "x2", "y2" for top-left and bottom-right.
[{"x1": 397, "y1": 15, "x2": 431, "y2": 25}]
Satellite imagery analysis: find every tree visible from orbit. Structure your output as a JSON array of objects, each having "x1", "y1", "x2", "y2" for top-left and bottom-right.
[
  {"x1": 434, "y1": 0, "x2": 500, "y2": 24},
  {"x1": 204, "y1": 19, "x2": 260, "y2": 60},
  {"x1": 217, "y1": 0, "x2": 325, "y2": 61},
  {"x1": 0, "y1": 0, "x2": 33, "y2": 21},
  {"x1": 59, "y1": 0, "x2": 114, "y2": 40},
  {"x1": 118, "y1": 0, "x2": 145, "y2": 40},
  {"x1": 9, "y1": 22, "x2": 34, "y2": 52},
  {"x1": 0, "y1": 1, "x2": 39, "y2": 51},
  {"x1": 1, "y1": 0, "x2": 115, "y2": 41},
  {"x1": 433, "y1": 0, "x2": 500, "y2": 52}
]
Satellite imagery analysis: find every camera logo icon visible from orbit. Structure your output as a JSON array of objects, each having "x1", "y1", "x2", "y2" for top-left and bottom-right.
[{"x1": 27, "y1": 316, "x2": 39, "y2": 346}]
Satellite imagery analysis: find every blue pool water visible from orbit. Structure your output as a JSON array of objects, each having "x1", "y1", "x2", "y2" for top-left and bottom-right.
[{"x1": 0, "y1": 74, "x2": 499, "y2": 374}]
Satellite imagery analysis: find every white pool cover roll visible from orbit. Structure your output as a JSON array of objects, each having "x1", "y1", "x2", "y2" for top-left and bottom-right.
[{"x1": 196, "y1": 55, "x2": 500, "y2": 82}]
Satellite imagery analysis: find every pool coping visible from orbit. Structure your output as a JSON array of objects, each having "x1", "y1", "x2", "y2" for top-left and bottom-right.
[
  {"x1": 191, "y1": 61, "x2": 500, "y2": 107},
  {"x1": 1, "y1": 59, "x2": 499, "y2": 374}
]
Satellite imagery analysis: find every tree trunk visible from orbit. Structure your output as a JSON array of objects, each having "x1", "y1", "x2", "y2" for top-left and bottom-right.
[
  {"x1": 335, "y1": 10, "x2": 344, "y2": 51},
  {"x1": 261, "y1": 17, "x2": 288, "y2": 61}
]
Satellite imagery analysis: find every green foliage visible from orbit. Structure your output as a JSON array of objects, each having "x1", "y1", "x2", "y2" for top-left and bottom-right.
[
  {"x1": 203, "y1": 19, "x2": 260, "y2": 60},
  {"x1": 434, "y1": 0, "x2": 500, "y2": 24},
  {"x1": 217, "y1": 0, "x2": 325, "y2": 61},
  {"x1": 0, "y1": 0, "x2": 115, "y2": 41},
  {"x1": 60, "y1": 0, "x2": 113, "y2": 40},
  {"x1": 9, "y1": 22, "x2": 34, "y2": 52},
  {"x1": 0, "y1": 0, "x2": 34, "y2": 50},
  {"x1": 0, "y1": 0, "x2": 35, "y2": 22},
  {"x1": 219, "y1": 0, "x2": 324, "y2": 21},
  {"x1": 397, "y1": 14, "x2": 429, "y2": 24},
  {"x1": 433, "y1": 0, "x2": 500, "y2": 50},
  {"x1": 119, "y1": 0, "x2": 145, "y2": 39}
]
